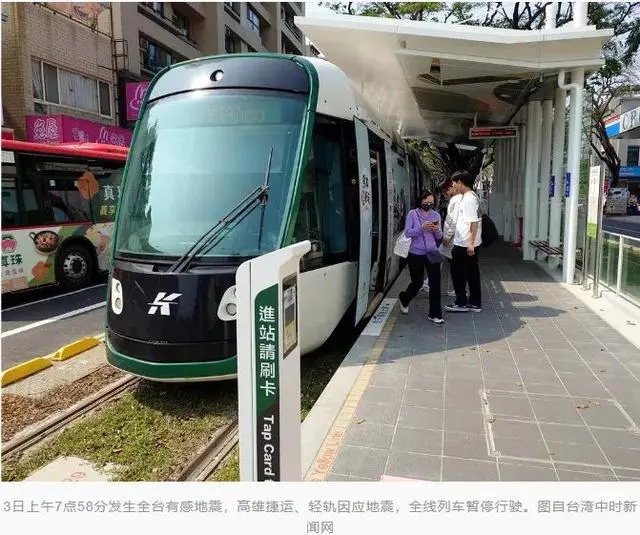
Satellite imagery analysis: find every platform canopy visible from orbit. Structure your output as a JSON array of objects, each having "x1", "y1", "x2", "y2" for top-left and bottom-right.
[{"x1": 295, "y1": 14, "x2": 613, "y2": 144}]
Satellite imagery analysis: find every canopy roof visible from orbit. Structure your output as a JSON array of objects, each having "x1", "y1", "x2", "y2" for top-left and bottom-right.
[{"x1": 295, "y1": 14, "x2": 613, "y2": 144}]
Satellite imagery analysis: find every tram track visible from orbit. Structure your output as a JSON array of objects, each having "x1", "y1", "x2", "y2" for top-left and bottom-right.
[
  {"x1": 1, "y1": 375, "x2": 140, "y2": 460},
  {"x1": 175, "y1": 419, "x2": 239, "y2": 481}
]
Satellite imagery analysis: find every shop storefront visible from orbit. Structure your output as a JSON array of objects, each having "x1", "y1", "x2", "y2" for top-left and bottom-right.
[{"x1": 25, "y1": 114, "x2": 132, "y2": 147}]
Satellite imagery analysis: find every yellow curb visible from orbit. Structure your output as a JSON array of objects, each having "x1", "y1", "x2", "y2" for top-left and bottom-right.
[
  {"x1": 0, "y1": 336, "x2": 103, "y2": 387},
  {"x1": 49, "y1": 337, "x2": 100, "y2": 362},
  {"x1": 1, "y1": 357, "x2": 53, "y2": 387}
]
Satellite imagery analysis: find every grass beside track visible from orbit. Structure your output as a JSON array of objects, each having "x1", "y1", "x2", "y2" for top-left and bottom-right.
[{"x1": 2, "y1": 326, "x2": 357, "y2": 482}]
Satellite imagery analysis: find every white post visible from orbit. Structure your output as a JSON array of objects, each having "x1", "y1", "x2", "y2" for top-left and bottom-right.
[
  {"x1": 523, "y1": 101, "x2": 542, "y2": 260},
  {"x1": 236, "y1": 240, "x2": 311, "y2": 482},
  {"x1": 549, "y1": 87, "x2": 567, "y2": 268},
  {"x1": 561, "y1": 67, "x2": 585, "y2": 283},
  {"x1": 538, "y1": 100, "x2": 554, "y2": 244},
  {"x1": 545, "y1": 3, "x2": 557, "y2": 30},
  {"x1": 572, "y1": 1, "x2": 588, "y2": 28},
  {"x1": 503, "y1": 138, "x2": 513, "y2": 242},
  {"x1": 516, "y1": 110, "x2": 527, "y2": 245}
]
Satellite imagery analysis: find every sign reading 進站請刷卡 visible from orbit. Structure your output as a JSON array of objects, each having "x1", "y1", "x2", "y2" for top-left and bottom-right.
[
  {"x1": 254, "y1": 284, "x2": 280, "y2": 481},
  {"x1": 236, "y1": 241, "x2": 310, "y2": 483}
]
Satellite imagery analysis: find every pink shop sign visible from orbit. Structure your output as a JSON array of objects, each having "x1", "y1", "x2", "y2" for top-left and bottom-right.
[
  {"x1": 26, "y1": 115, "x2": 132, "y2": 147},
  {"x1": 125, "y1": 81, "x2": 150, "y2": 121}
]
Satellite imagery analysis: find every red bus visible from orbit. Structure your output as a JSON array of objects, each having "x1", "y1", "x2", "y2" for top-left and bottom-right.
[{"x1": 1, "y1": 139, "x2": 128, "y2": 294}]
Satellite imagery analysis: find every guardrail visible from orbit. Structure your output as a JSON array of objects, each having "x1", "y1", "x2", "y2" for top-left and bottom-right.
[{"x1": 597, "y1": 231, "x2": 640, "y2": 307}]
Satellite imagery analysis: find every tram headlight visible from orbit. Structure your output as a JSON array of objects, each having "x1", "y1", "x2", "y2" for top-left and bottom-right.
[
  {"x1": 111, "y1": 277, "x2": 123, "y2": 315},
  {"x1": 225, "y1": 303, "x2": 237, "y2": 316}
]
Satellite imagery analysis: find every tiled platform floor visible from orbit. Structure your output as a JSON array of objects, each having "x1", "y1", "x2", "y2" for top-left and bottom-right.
[{"x1": 323, "y1": 245, "x2": 640, "y2": 481}]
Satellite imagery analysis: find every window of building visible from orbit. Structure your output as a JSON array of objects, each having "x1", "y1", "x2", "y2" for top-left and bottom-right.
[
  {"x1": 247, "y1": 7, "x2": 261, "y2": 35},
  {"x1": 225, "y1": 27, "x2": 238, "y2": 53},
  {"x1": 143, "y1": 2, "x2": 164, "y2": 16},
  {"x1": 224, "y1": 2, "x2": 240, "y2": 16},
  {"x1": 626, "y1": 145, "x2": 639, "y2": 167},
  {"x1": 172, "y1": 10, "x2": 190, "y2": 38},
  {"x1": 139, "y1": 36, "x2": 176, "y2": 73},
  {"x1": 31, "y1": 59, "x2": 111, "y2": 118}
]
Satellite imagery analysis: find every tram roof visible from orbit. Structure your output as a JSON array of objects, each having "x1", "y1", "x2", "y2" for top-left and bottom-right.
[{"x1": 295, "y1": 14, "x2": 613, "y2": 145}]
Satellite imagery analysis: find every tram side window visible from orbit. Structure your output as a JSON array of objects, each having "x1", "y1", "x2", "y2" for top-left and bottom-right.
[{"x1": 291, "y1": 121, "x2": 348, "y2": 270}]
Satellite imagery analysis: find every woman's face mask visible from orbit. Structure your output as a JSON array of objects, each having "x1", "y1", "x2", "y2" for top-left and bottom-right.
[{"x1": 422, "y1": 201, "x2": 434, "y2": 211}]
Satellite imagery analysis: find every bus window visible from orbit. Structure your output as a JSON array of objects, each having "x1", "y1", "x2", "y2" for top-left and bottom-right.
[
  {"x1": 2, "y1": 178, "x2": 19, "y2": 227},
  {"x1": 20, "y1": 170, "x2": 53, "y2": 226},
  {"x1": 43, "y1": 177, "x2": 92, "y2": 223}
]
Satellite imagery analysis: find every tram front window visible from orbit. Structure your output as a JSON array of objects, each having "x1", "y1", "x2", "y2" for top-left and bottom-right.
[{"x1": 114, "y1": 89, "x2": 307, "y2": 261}]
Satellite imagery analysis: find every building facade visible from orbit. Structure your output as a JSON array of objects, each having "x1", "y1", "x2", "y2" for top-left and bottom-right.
[{"x1": 1, "y1": 2, "x2": 309, "y2": 142}]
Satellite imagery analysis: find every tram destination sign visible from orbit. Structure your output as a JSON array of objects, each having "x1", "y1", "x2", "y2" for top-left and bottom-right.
[{"x1": 469, "y1": 126, "x2": 518, "y2": 139}]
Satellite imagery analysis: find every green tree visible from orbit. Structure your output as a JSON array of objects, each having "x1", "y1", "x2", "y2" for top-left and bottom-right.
[{"x1": 321, "y1": 2, "x2": 640, "y2": 183}]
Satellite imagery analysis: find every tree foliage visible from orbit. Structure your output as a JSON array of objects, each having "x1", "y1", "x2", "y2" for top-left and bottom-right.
[{"x1": 321, "y1": 2, "x2": 640, "y2": 184}]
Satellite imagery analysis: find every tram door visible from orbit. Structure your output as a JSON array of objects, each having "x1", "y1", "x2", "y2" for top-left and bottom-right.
[
  {"x1": 353, "y1": 117, "x2": 373, "y2": 325},
  {"x1": 369, "y1": 150, "x2": 383, "y2": 295}
]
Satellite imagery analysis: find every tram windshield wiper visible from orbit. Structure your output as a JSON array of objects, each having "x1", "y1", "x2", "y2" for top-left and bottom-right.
[{"x1": 167, "y1": 148, "x2": 273, "y2": 273}]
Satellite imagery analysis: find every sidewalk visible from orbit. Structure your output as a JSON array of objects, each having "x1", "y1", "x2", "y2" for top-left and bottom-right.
[{"x1": 303, "y1": 244, "x2": 640, "y2": 482}]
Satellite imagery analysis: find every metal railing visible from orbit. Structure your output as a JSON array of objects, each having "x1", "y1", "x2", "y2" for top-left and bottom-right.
[{"x1": 597, "y1": 231, "x2": 640, "y2": 307}]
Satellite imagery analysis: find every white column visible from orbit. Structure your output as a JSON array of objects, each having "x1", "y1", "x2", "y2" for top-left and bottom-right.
[
  {"x1": 549, "y1": 88, "x2": 566, "y2": 268},
  {"x1": 523, "y1": 101, "x2": 542, "y2": 260},
  {"x1": 503, "y1": 138, "x2": 513, "y2": 242},
  {"x1": 545, "y1": 3, "x2": 557, "y2": 29},
  {"x1": 538, "y1": 100, "x2": 554, "y2": 243},
  {"x1": 563, "y1": 67, "x2": 585, "y2": 283},
  {"x1": 516, "y1": 110, "x2": 527, "y2": 245}
]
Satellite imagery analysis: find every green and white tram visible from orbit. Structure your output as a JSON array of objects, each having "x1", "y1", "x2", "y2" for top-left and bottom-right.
[{"x1": 106, "y1": 53, "x2": 432, "y2": 381}]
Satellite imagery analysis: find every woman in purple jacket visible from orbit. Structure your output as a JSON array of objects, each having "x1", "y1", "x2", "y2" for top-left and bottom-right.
[{"x1": 398, "y1": 191, "x2": 444, "y2": 325}]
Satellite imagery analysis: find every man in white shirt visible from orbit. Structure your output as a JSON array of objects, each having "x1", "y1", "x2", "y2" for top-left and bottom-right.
[
  {"x1": 440, "y1": 179, "x2": 463, "y2": 298},
  {"x1": 445, "y1": 170, "x2": 482, "y2": 313}
]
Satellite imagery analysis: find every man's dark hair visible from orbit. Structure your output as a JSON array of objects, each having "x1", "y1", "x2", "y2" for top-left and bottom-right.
[{"x1": 451, "y1": 170, "x2": 475, "y2": 189}]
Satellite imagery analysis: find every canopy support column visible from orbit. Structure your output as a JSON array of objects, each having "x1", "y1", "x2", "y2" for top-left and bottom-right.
[
  {"x1": 562, "y1": 67, "x2": 585, "y2": 283},
  {"x1": 523, "y1": 101, "x2": 542, "y2": 260},
  {"x1": 538, "y1": 99, "x2": 554, "y2": 248},
  {"x1": 549, "y1": 88, "x2": 567, "y2": 269}
]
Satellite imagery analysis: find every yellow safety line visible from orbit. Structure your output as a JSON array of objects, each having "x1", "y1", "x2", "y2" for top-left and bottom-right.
[{"x1": 306, "y1": 306, "x2": 400, "y2": 481}]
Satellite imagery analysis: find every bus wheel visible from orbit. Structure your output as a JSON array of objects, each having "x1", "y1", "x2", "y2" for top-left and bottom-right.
[{"x1": 57, "y1": 244, "x2": 94, "y2": 289}]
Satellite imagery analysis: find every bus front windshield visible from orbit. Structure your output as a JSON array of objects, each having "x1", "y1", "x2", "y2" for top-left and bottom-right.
[{"x1": 114, "y1": 89, "x2": 308, "y2": 261}]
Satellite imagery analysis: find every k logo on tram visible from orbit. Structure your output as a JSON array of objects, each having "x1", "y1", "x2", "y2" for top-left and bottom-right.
[{"x1": 147, "y1": 292, "x2": 182, "y2": 316}]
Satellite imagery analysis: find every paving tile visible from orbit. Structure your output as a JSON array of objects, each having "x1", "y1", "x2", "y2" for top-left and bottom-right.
[
  {"x1": 391, "y1": 426, "x2": 442, "y2": 456},
  {"x1": 589, "y1": 427, "x2": 640, "y2": 450},
  {"x1": 487, "y1": 394, "x2": 534, "y2": 419},
  {"x1": 529, "y1": 397, "x2": 584, "y2": 425},
  {"x1": 360, "y1": 385, "x2": 404, "y2": 406},
  {"x1": 342, "y1": 421, "x2": 395, "y2": 450},
  {"x1": 576, "y1": 402, "x2": 632, "y2": 429},
  {"x1": 406, "y1": 373, "x2": 445, "y2": 392},
  {"x1": 442, "y1": 457, "x2": 499, "y2": 481},
  {"x1": 443, "y1": 409, "x2": 486, "y2": 435},
  {"x1": 539, "y1": 423, "x2": 598, "y2": 447},
  {"x1": 398, "y1": 405, "x2": 443, "y2": 430},
  {"x1": 498, "y1": 461, "x2": 558, "y2": 481},
  {"x1": 385, "y1": 451, "x2": 441, "y2": 481},
  {"x1": 444, "y1": 390, "x2": 484, "y2": 411},
  {"x1": 490, "y1": 420, "x2": 543, "y2": 442},
  {"x1": 443, "y1": 430, "x2": 490, "y2": 461},
  {"x1": 599, "y1": 446, "x2": 640, "y2": 470},
  {"x1": 331, "y1": 445, "x2": 389, "y2": 480},
  {"x1": 546, "y1": 442, "x2": 610, "y2": 466},
  {"x1": 369, "y1": 371, "x2": 407, "y2": 389},
  {"x1": 403, "y1": 389, "x2": 444, "y2": 409},
  {"x1": 353, "y1": 401, "x2": 401, "y2": 426}
]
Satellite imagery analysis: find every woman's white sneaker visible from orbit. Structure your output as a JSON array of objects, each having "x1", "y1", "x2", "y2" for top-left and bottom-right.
[{"x1": 428, "y1": 316, "x2": 444, "y2": 325}]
